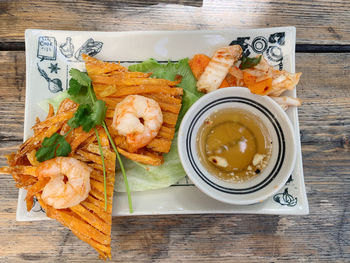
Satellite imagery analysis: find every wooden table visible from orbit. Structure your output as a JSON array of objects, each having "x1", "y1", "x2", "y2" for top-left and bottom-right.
[{"x1": 0, "y1": 1, "x2": 349, "y2": 262}]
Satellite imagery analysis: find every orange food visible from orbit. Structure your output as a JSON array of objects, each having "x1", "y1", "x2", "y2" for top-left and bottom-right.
[
  {"x1": 243, "y1": 72, "x2": 257, "y2": 86},
  {"x1": 219, "y1": 79, "x2": 230, "y2": 89},
  {"x1": 0, "y1": 99, "x2": 117, "y2": 259},
  {"x1": 243, "y1": 72, "x2": 272, "y2": 95},
  {"x1": 189, "y1": 54, "x2": 211, "y2": 80},
  {"x1": 83, "y1": 55, "x2": 183, "y2": 166},
  {"x1": 190, "y1": 53, "x2": 234, "y2": 89}
]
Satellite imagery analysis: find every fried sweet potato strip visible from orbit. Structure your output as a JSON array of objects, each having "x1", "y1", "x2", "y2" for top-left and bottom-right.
[
  {"x1": 1, "y1": 98, "x2": 117, "y2": 259},
  {"x1": 82, "y1": 53, "x2": 128, "y2": 75},
  {"x1": 117, "y1": 147, "x2": 163, "y2": 166},
  {"x1": 91, "y1": 75, "x2": 181, "y2": 86},
  {"x1": 94, "y1": 84, "x2": 183, "y2": 97},
  {"x1": 84, "y1": 54, "x2": 183, "y2": 165}
]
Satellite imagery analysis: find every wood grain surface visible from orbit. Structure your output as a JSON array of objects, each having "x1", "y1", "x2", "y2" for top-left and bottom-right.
[
  {"x1": 0, "y1": 50, "x2": 349, "y2": 262},
  {"x1": 1, "y1": 0, "x2": 350, "y2": 45},
  {"x1": 1, "y1": 0, "x2": 350, "y2": 261}
]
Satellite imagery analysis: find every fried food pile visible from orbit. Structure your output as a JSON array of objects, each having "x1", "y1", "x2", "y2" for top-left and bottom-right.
[
  {"x1": 0, "y1": 99, "x2": 116, "y2": 259},
  {"x1": 0, "y1": 54, "x2": 184, "y2": 259},
  {"x1": 82, "y1": 54, "x2": 183, "y2": 166}
]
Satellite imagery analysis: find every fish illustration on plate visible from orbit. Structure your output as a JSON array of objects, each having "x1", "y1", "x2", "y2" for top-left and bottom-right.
[
  {"x1": 37, "y1": 63, "x2": 63, "y2": 93},
  {"x1": 74, "y1": 38, "x2": 103, "y2": 61},
  {"x1": 273, "y1": 188, "x2": 297, "y2": 207},
  {"x1": 37, "y1": 36, "x2": 57, "y2": 61},
  {"x1": 59, "y1": 37, "x2": 74, "y2": 58}
]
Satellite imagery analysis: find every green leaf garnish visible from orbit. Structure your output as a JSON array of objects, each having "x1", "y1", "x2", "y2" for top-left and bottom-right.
[
  {"x1": 239, "y1": 55, "x2": 262, "y2": 70},
  {"x1": 36, "y1": 133, "x2": 71, "y2": 162},
  {"x1": 102, "y1": 122, "x2": 133, "y2": 213},
  {"x1": 90, "y1": 100, "x2": 107, "y2": 126},
  {"x1": 38, "y1": 67, "x2": 133, "y2": 213},
  {"x1": 68, "y1": 78, "x2": 87, "y2": 97},
  {"x1": 69, "y1": 68, "x2": 92, "y2": 87},
  {"x1": 68, "y1": 100, "x2": 107, "y2": 132},
  {"x1": 67, "y1": 69, "x2": 93, "y2": 105}
]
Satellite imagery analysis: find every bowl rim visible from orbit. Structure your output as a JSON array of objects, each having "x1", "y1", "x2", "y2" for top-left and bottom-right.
[{"x1": 177, "y1": 87, "x2": 297, "y2": 205}]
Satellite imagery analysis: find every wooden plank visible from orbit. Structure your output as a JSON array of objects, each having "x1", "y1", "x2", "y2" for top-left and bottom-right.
[
  {"x1": 0, "y1": 0, "x2": 350, "y2": 44},
  {"x1": 0, "y1": 51, "x2": 349, "y2": 261}
]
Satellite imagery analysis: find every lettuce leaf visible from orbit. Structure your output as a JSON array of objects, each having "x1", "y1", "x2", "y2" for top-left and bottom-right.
[
  {"x1": 115, "y1": 133, "x2": 186, "y2": 192},
  {"x1": 38, "y1": 90, "x2": 70, "y2": 113}
]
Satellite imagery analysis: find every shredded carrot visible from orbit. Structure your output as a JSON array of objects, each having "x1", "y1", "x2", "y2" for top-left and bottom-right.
[
  {"x1": 243, "y1": 72, "x2": 257, "y2": 86},
  {"x1": 243, "y1": 72, "x2": 272, "y2": 95},
  {"x1": 249, "y1": 78, "x2": 273, "y2": 95},
  {"x1": 218, "y1": 79, "x2": 230, "y2": 89}
]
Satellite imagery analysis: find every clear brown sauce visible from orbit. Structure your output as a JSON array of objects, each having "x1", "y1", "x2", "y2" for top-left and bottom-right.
[{"x1": 197, "y1": 109, "x2": 272, "y2": 182}]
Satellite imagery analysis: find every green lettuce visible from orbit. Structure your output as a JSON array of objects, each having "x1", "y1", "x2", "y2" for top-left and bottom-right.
[
  {"x1": 115, "y1": 133, "x2": 186, "y2": 192},
  {"x1": 38, "y1": 90, "x2": 70, "y2": 113}
]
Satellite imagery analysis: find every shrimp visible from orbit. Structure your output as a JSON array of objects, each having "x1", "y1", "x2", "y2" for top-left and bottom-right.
[
  {"x1": 112, "y1": 95, "x2": 163, "y2": 151},
  {"x1": 36, "y1": 157, "x2": 91, "y2": 209},
  {"x1": 196, "y1": 45, "x2": 242, "y2": 93}
]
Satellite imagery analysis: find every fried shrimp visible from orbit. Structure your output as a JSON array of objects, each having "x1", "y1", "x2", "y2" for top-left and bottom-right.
[
  {"x1": 36, "y1": 157, "x2": 91, "y2": 209},
  {"x1": 197, "y1": 45, "x2": 242, "y2": 93},
  {"x1": 112, "y1": 95, "x2": 163, "y2": 151}
]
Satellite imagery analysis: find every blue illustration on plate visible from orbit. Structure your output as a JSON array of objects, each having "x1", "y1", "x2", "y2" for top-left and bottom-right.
[
  {"x1": 37, "y1": 36, "x2": 57, "y2": 61},
  {"x1": 31, "y1": 196, "x2": 45, "y2": 213},
  {"x1": 74, "y1": 38, "x2": 103, "y2": 61},
  {"x1": 48, "y1": 63, "x2": 61, "y2": 74},
  {"x1": 230, "y1": 32, "x2": 285, "y2": 70},
  {"x1": 286, "y1": 175, "x2": 293, "y2": 185},
  {"x1": 37, "y1": 63, "x2": 63, "y2": 93},
  {"x1": 273, "y1": 188, "x2": 297, "y2": 207},
  {"x1": 59, "y1": 37, "x2": 75, "y2": 58}
]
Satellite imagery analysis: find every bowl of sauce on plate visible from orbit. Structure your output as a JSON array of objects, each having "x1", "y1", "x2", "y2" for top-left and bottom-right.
[
  {"x1": 178, "y1": 87, "x2": 296, "y2": 205},
  {"x1": 197, "y1": 109, "x2": 272, "y2": 183}
]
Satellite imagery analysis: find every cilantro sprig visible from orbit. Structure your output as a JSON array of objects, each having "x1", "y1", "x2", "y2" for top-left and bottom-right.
[
  {"x1": 36, "y1": 131, "x2": 72, "y2": 162},
  {"x1": 35, "y1": 68, "x2": 133, "y2": 213},
  {"x1": 239, "y1": 55, "x2": 262, "y2": 70},
  {"x1": 68, "y1": 101, "x2": 107, "y2": 132}
]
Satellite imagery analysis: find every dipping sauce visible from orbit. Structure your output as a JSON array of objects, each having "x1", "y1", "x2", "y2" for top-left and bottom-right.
[{"x1": 197, "y1": 109, "x2": 272, "y2": 182}]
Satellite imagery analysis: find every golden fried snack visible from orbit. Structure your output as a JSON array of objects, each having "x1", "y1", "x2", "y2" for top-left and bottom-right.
[
  {"x1": 0, "y1": 99, "x2": 116, "y2": 259},
  {"x1": 82, "y1": 55, "x2": 183, "y2": 166}
]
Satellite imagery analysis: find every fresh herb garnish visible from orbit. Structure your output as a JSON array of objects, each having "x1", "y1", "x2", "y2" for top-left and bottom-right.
[
  {"x1": 102, "y1": 122, "x2": 133, "y2": 213},
  {"x1": 36, "y1": 132, "x2": 72, "y2": 162},
  {"x1": 239, "y1": 55, "x2": 262, "y2": 70},
  {"x1": 67, "y1": 68, "x2": 96, "y2": 105},
  {"x1": 68, "y1": 78, "x2": 87, "y2": 97},
  {"x1": 69, "y1": 68, "x2": 92, "y2": 87},
  {"x1": 36, "y1": 68, "x2": 133, "y2": 213},
  {"x1": 68, "y1": 100, "x2": 107, "y2": 132}
]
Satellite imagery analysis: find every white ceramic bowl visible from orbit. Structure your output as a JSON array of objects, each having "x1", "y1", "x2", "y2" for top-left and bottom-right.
[{"x1": 178, "y1": 87, "x2": 296, "y2": 205}]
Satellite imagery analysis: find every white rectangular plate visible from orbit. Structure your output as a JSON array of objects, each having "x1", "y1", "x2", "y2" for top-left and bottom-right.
[{"x1": 18, "y1": 27, "x2": 308, "y2": 221}]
